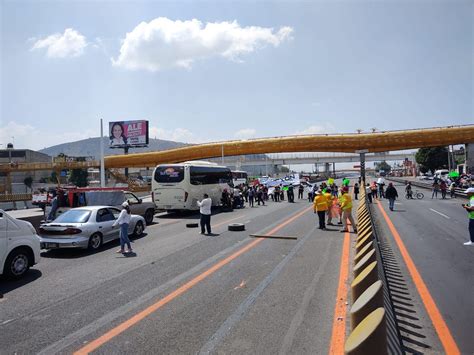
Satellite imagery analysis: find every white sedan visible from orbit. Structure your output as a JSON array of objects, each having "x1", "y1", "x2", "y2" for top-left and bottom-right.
[{"x1": 39, "y1": 206, "x2": 146, "y2": 251}]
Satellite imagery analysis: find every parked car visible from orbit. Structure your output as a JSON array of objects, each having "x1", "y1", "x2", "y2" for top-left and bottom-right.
[
  {"x1": 46, "y1": 188, "x2": 156, "y2": 225},
  {"x1": 39, "y1": 206, "x2": 146, "y2": 251},
  {"x1": 0, "y1": 209, "x2": 41, "y2": 279}
]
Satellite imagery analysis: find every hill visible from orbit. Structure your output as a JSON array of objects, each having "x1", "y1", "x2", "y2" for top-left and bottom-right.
[{"x1": 39, "y1": 137, "x2": 187, "y2": 159}]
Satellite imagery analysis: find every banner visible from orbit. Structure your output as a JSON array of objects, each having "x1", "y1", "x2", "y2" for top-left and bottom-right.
[{"x1": 109, "y1": 120, "x2": 149, "y2": 148}]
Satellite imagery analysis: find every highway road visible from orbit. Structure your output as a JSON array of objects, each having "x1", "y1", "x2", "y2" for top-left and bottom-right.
[
  {"x1": 2, "y1": 181, "x2": 473, "y2": 354},
  {"x1": 0, "y1": 196, "x2": 351, "y2": 354},
  {"x1": 370, "y1": 182, "x2": 474, "y2": 354}
]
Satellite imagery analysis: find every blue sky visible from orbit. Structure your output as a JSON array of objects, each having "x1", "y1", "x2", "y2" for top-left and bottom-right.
[{"x1": 1, "y1": 0, "x2": 472, "y2": 151}]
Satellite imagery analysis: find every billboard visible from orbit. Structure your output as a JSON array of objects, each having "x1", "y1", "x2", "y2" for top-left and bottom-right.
[{"x1": 109, "y1": 120, "x2": 149, "y2": 148}]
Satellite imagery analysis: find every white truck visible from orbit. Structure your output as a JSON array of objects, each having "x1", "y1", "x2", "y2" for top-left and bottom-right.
[
  {"x1": 47, "y1": 189, "x2": 157, "y2": 225},
  {"x1": 0, "y1": 209, "x2": 41, "y2": 279}
]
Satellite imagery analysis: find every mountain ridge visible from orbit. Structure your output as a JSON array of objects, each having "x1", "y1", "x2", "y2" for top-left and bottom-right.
[{"x1": 39, "y1": 137, "x2": 188, "y2": 159}]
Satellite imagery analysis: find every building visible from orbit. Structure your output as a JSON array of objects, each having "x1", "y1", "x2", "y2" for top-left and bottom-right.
[{"x1": 0, "y1": 147, "x2": 52, "y2": 190}]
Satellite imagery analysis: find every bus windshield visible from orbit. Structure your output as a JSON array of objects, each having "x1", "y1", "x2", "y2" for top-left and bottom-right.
[{"x1": 154, "y1": 166, "x2": 185, "y2": 183}]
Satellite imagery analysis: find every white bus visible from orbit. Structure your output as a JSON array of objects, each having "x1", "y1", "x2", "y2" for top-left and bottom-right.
[
  {"x1": 152, "y1": 161, "x2": 233, "y2": 211},
  {"x1": 231, "y1": 170, "x2": 248, "y2": 187}
]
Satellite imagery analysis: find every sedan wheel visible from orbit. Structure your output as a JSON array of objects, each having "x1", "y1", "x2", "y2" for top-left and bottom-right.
[
  {"x1": 134, "y1": 221, "x2": 144, "y2": 237},
  {"x1": 88, "y1": 233, "x2": 103, "y2": 251}
]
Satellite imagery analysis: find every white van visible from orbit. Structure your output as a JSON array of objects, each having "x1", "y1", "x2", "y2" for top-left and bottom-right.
[
  {"x1": 0, "y1": 209, "x2": 41, "y2": 279},
  {"x1": 434, "y1": 169, "x2": 449, "y2": 180}
]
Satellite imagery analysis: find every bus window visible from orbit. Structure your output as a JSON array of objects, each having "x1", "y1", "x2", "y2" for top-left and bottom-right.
[
  {"x1": 154, "y1": 166, "x2": 184, "y2": 183},
  {"x1": 190, "y1": 166, "x2": 232, "y2": 185}
]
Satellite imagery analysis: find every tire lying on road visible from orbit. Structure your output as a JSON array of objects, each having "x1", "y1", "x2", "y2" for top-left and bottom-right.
[
  {"x1": 186, "y1": 223, "x2": 199, "y2": 228},
  {"x1": 228, "y1": 223, "x2": 245, "y2": 231}
]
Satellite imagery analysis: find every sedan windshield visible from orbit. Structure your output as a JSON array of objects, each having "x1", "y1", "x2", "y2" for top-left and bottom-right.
[{"x1": 53, "y1": 210, "x2": 91, "y2": 223}]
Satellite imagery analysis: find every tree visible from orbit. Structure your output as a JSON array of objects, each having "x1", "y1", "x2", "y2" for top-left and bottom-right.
[
  {"x1": 23, "y1": 176, "x2": 33, "y2": 192},
  {"x1": 415, "y1": 147, "x2": 448, "y2": 173},
  {"x1": 70, "y1": 169, "x2": 88, "y2": 187},
  {"x1": 50, "y1": 171, "x2": 58, "y2": 183},
  {"x1": 374, "y1": 161, "x2": 392, "y2": 172}
]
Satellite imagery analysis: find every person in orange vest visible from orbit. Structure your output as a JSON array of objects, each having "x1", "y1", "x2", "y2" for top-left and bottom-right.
[
  {"x1": 339, "y1": 186, "x2": 357, "y2": 233},
  {"x1": 313, "y1": 189, "x2": 328, "y2": 230}
]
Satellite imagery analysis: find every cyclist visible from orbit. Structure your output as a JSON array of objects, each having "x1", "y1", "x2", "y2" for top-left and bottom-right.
[{"x1": 405, "y1": 182, "x2": 413, "y2": 199}]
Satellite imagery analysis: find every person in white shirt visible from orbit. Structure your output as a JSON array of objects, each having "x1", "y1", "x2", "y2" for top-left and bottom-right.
[
  {"x1": 197, "y1": 194, "x2": 212, "y2": 235},
  {"x1": 113, "y1": 202, "x2": 132, "y2": 253}
]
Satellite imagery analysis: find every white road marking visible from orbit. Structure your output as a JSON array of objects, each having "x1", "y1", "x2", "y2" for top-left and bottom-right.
[{"x1": 429, "y1": 208, "x2": 450, "y2": 219}]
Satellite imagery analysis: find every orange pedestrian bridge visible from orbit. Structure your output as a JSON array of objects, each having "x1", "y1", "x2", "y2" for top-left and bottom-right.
[{"x1": 1, "y1": 124, "x2": 473, "y2": 173}]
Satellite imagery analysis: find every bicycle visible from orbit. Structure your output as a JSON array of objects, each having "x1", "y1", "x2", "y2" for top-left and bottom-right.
[{"x1": 405, "y1": 190, "x2": 424, "y2": 199}]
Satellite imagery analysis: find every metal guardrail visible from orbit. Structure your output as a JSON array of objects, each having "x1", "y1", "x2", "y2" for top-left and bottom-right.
[
  {"x1": 386, "y1": 177, "x2": 468, "y2": 198},
  {"x1": 0, "y1": 193, "x2": 32, "y2": 202}
]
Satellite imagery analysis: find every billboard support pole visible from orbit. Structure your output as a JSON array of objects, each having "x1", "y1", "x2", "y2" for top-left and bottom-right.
[
  {"x1": 124, "y1": 146, "x2": 129, "y2": 178},
  {"x1": 100, "y1": 119, "x2": 105, "y2": 188}
]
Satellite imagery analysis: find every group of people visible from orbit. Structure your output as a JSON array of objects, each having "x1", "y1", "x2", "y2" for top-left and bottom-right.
[
  {"x1": 312, "y1": 185, "x2": 357, "y2": 233},
  {"x1": 366, "y1": 180, "x2": 399, "y2": 211},
  {"x1": 431, "y1": 180, "x2": 457, "y2": 199}
]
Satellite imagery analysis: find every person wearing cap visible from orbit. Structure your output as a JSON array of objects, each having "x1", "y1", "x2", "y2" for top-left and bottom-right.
[
  {"x1": 339, "y1": 187, "x2": 357, "y2": 233},
  {"x1": 313, "y1": 189, "x2": 328, "y2": 230},
  {"x1": 113, "y1": 202, "x2": 133, "y2": 253},
  {"x1": 385, "y1": 182, "x2": 398, "y2": 211},
  {"x1": 462, "y1": 187, "x2": 474, "y2": 245},
  {"x1": 197, "y1": 193, "x2": 212, "y2": 235}
]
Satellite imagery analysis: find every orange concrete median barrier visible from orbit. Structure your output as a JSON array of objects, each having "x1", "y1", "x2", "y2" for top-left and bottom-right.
[
  {"x1": 350, "y1": 280, "x2": 383, "y2": 330},
  {"x1": 345, "y1": 308, "x2": 387, "y2": 355},
  {"x1": 351, "y1": 261, "x2": 378, "y2": 302}
]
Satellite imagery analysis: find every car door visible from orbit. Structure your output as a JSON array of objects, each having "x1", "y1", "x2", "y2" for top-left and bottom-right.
[
  {"x1": 0, "y1": 211, "x2": 7, "y2": 272},
  {"x1": 95, "y1": 208, "x2": 118, "y2": 243},
  {"x1": 124, "y1": 192, "x2": 143, "y2": 216}
]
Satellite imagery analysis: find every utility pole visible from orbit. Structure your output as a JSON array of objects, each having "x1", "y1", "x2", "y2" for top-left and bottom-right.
[{"x1": 100, "y1": 119, "x2": 105, "y2": 187}]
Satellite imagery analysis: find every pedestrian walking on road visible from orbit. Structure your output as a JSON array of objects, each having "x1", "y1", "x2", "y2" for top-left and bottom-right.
[
  {"x1": 366, "y1": 183, "x2": 373, "y2": 203},
  {"x1": 440, "y1": 180, "x2": 447, "y2": 199},
  {"x1": 197, "y1": 194, "x2": 212, "y2": 235},
  {"x1": 385, "y1": 183, "x2": 398, "y2": 211},
  {"x1": 449, "y1": 182, "x2": 456, "y2": 198},
  {"x1": 462, "y1": 187, "x2": 474, "y2": 246},
  {"x1": 113, "y1": 202, "x2": 133, "y2": 253},
  {"x1": 354, "y1": 183, "x2": 360, "y2": 200},
  {"x1": 248, "y1": 187, "x2": 255, "y2": 207},
  {"x1": 325, "y1": 189, "x2": 336, "y2": 225},
  {"x1": 298, "y1": 184, "x2": 304, "y2": 199},
  {"x1": 432, "y1": 181, "x2": 440, "y2": 199},
  {"x1": 339, "y1": 187, "x2": 357, "y2": 233},
  {"x1": 313, "y1": 189, "x2": 328, "y2": 230},
  {"x1": 370, "y1": 182, "x2": 378, "y2": 199}
]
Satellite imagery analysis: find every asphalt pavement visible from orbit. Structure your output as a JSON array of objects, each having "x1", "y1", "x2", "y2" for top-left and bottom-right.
[
  {"x1": 371, "y1": 182, "x2": 474, "y2": 354},
  {"x1": 0, "y1": 195, "x2": 350, "y2": 354}
]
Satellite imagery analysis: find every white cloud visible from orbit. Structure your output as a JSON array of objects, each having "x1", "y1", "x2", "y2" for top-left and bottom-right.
[
  {"x1": 112, "y1": 17, "x2": 293, "y2": 71},
  {"x1": 234, "y1": 128, "x2": 256, "y2": 140},
  {"x1": 31, "y1": 28, "x2": 87, "y2": 58},
  {"x1": 0, "y1": 121, "x2": 95, "y2": 150},
  {"x1": 294, "y1": 123, "x2": 336, "y2": 135}
]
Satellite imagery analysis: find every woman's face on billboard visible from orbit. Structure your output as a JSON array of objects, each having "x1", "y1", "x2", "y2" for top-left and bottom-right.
[{"x1": 113, "y1": 124, "x2": 123, "y2": 138}]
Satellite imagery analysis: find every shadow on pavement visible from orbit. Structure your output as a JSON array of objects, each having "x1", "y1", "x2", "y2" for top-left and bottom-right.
[
  {"x1": 40, "y1": 233, "x2": 148, "y2": 259},
  {"x1": 0, "y1": 269, "x2": 42, "y2": 295}
]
